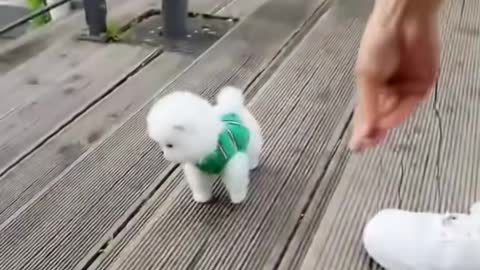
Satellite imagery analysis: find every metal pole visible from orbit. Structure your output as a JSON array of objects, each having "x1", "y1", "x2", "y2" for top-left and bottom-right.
[
  {"x1": 162, "y1": 0, "x2": 188, "y2": 38},
  {"x1": 82, "y1": 0, "x2": 107, "y2": 36}
]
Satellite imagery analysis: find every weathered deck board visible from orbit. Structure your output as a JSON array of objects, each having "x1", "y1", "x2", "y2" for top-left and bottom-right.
[
  {"x1": 0, "y1": 45, "x2": 154, "y2": 173},
  {"x1": 0, "y1": 41, "x2": 98, "y2": 113},
  {"x1": 89, "y1": 4, "x2": 362, "y2": 270},
  {"x1": 0, "y1": 0, "x2": 162, "y2": 172},
  {"x1": 300, "y1": 0, "x2": 480, "y2": 269},
  {"x1": 0, "y1": 0, "x2": 328, "y2": 269},
  {"x1": 0, "y1": 0, "x2": 163, "y2": 129},
  {"x1": 0, "y1": 0, "x2": 264, "y2": 234}
]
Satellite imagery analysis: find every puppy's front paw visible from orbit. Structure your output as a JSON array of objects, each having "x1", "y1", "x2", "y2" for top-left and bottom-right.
[
  {"x1": 229, "y1": 191, "x2": 247, "y2": 204},
  {"x1": 192, "y1": 192, "x2": 213, "y2": 203}
]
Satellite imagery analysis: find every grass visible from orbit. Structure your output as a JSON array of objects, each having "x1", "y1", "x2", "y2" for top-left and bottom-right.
[{"x1": 106, "y1": 20, "x2": 132, "y2": 42}]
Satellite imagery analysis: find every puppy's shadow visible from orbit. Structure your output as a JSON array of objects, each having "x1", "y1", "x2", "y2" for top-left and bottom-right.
[{"x1": 249, "y1": 164, "x2": 262, "y2": 176}]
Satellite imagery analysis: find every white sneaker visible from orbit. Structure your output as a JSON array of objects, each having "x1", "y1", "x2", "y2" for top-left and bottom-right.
[{"x1": 363, "y1": 202, "x2": 480, "y2": 270}]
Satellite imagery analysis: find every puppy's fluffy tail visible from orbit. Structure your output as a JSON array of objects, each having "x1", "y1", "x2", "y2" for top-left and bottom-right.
[{"x1": 216, "y1": 86, "x2": 245, "y2": 113}]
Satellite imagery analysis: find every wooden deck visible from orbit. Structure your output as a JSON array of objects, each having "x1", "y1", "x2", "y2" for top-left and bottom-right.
[{"x1": 0, "y1": 0, "x2": 478, "y2": 269}]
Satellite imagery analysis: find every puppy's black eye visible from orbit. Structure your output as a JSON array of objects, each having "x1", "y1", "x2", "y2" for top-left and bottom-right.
[{"x1": 166, "y1": 143, "x2": 173, "y2": 148}]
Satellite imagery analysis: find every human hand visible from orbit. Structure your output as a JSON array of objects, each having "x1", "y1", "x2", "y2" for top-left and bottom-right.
[{"x1": 349, "y1": 0, "x2": 442, "y2": 152}]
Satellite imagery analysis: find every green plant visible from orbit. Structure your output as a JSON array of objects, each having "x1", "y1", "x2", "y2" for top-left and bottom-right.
[
  {"x1": 106, "y1": 20, "x2": 132, "y2": 42},
  {"x1": 25, "y1": 0, "x2": 51, "y2": 27}
]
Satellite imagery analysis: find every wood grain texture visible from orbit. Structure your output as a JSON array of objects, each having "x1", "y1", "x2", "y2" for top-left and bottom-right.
[
  {"x1": 0, "y1": 0, "x2": 328, "y2": 269},
  {"x1": 0, "y1": 44, "x2": 154, "y2": 174},
  {"x1": 300, "y1": 0, "x2": 480, "y2": 269},
  {"x1": 0, "y1": 41, "x2": 99, "y2": 116}
]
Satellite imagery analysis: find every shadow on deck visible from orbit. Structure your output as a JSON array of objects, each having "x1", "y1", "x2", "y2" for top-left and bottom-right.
[{"x1": 0, "y1": 0, "x2": 478, "y2": 269}]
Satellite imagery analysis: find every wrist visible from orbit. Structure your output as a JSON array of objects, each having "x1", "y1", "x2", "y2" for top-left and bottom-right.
[{"x1": 373, "y1": 0, "x2": 442, "y2": 25}]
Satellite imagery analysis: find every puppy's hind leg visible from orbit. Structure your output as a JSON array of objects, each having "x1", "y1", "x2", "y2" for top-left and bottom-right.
[
  {"x1": 247, "y1": 134, "x2": 262, "y2": 171},
  {"x1": 183, "y1": 163, "x2": 214, "y2": 203},
  {"x1": 244, "y1": 111, "x2": 263, "y2": 171},
  {"x1": 222, "y1": 152, "x2": 250, "y2": 204}
]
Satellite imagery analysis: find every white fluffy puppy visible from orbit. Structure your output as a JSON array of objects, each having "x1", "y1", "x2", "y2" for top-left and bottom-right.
[
  {"x1": 363, "y1": 201, "x2": 480, "y2": 270},
  {"x1": 146, "y1": 86, "x2": 263, "y2": 204}
]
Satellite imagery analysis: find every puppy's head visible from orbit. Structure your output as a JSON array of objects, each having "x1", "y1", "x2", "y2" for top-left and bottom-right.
[{"x1": 146, "y1": 91, "x2": 222, "y2": 163}]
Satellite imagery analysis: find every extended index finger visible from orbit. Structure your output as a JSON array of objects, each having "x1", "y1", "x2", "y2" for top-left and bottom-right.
[{"x1": 350, "y1": 76, "x2": 383, "y2": 151}]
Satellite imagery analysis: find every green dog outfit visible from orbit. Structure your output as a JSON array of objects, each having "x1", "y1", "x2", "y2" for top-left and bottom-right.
[{"x1": 196, "y1": 113, "x2": 250, "y2": 175}]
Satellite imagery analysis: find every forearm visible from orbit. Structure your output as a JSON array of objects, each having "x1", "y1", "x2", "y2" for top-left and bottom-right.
[{"x1": 386, "y1": 0, "x2": 444, "y2": 11}]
